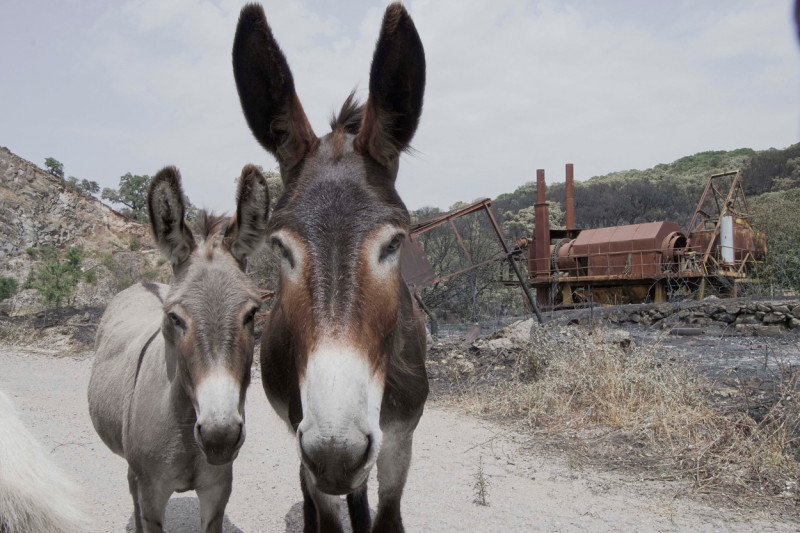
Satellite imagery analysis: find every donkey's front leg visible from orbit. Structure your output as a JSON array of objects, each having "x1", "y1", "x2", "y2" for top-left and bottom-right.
[
  {"x1": 302, "y1": 464, "x2": 345, "y2": 533},
  {"x1": 373, "y1": 424, "x2": 415, "y2": 533},
  {"x1": 134, "y1": 474, "x2": 173, "y2": 533},
  {"x1": 127, "y1": 467, "x2": 144, "y2": 533},
  {"x1": 196, "y1": 466, "x2": 233, "y2": 533},
  {"x1": 346, "y1": 484, "x2": 371, "y2": 533}
]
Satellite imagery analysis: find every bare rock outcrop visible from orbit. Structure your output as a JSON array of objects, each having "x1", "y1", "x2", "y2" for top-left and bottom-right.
[{"x1": 0, "y1": 147, "x2": 151, "y2": 263}]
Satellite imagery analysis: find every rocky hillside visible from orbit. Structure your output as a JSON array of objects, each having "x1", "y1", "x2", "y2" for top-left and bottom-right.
[
  {"x1": 0, "y1": 147, "x2": 151, "y2": 260},
  {"x1": 0, "y1": 147, "x2": 163, "y2": 312}
]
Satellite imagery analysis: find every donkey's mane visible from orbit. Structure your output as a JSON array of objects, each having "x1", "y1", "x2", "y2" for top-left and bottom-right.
[
  {"x1": 192, "y1": 210, "x2": 229, "y2": 240},
  {"x1": 329, "y1": 91, "x2": 364, "y2": 135}
]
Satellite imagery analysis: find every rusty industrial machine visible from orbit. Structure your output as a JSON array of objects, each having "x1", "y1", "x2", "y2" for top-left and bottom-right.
[{"x1": 520, "y1": 165, "x2": 766, "y2": 309}]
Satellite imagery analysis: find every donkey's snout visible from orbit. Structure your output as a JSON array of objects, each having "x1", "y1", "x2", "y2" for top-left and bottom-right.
[
  {"x1": 298, "y1": 428, "x2": 375, "y2": 495},
  {"x1": 196, "y1": 418, "x2": 244, "y2": 466},
  {"x1": 194, "y1": 370, "x2": 246, "y2": 465}
]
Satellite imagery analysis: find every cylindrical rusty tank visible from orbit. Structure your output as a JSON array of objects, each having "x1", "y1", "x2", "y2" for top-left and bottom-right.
[{"x1": 548, "y1": 221, "x2": 687, "y2": 278}]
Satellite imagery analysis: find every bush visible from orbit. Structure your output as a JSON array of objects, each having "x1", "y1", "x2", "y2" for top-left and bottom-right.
[
  {"x1": 83, "y1": 269, "x2": 98, "y2": 284},
  {"x1": 23, "y1": 246, "x2": 84, "y2": 308},
  {"x1": 0, "y1": 277, "x2": 18, "y2": 301}
]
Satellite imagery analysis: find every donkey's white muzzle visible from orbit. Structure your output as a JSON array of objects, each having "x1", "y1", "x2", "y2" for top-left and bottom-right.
[
  {"x1": 297, "y1": 343, "x2": 383, "y2": 494},
  {"x1": 194, "y1": 370, "x2": 245, "y2": 465}
]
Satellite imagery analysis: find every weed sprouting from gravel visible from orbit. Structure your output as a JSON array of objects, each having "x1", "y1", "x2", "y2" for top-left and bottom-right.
[{"x1": 472, "y1": 456, "x2": 490, "y2": 506}]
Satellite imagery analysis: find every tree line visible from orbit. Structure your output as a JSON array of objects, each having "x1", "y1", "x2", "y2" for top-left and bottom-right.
[{"x1": 6, "y1": 146, "x2": 798, "y2": 318}]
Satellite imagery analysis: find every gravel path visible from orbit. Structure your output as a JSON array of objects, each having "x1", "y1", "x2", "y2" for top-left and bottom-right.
[{"x1": 0, "y1": 346, "x2": 794, "y2": 532}]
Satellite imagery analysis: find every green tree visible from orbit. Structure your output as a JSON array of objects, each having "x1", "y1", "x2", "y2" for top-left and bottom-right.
[
  {"x1": 751, "y1": 188, "x2": 800, "y2": 292},
  {"x1": 44, "y1": 157, "x2": 64, "y2": 180},
  {"x1": 101, "y1": 173, "x2": 152, "y2": 221},
  {"x1": 502, "y1": 201, "x2": 565, "y2": 242},
  {"x1": 79, "y1": 178, "x2": 100, "y2": 195}
]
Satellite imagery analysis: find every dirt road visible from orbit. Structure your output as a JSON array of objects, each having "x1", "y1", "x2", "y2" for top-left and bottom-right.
[{"x1": 0, "y1": 346, "x2": 793, "y2": 532}]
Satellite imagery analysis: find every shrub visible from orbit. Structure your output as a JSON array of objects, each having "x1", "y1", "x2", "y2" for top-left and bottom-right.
[
  {"x1": 24, "y1": 246, "x2": 84, "y2": 308},
  {"x1": 0, "y1": 277, "x2": 18, "y2": 301}
]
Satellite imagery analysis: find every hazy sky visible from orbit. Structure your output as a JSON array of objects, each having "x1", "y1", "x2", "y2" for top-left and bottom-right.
[{"x1": 1, "y1": 0, "x2": 798, "y2": 214}]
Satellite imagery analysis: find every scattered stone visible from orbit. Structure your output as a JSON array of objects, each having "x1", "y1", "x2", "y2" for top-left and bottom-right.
[
  {"x1": 754, "y1": 325, "x2": 786, "y2": 337},
  {"x1": 477, "y1": 337, "x2": 515, "y2": 351},
  {"x1": 597, "y1": 328, "x2": 633, "y2": 349}
]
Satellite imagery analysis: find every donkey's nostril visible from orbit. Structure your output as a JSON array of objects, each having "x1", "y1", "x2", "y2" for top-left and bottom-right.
[
  {"x1": 196, "y1": 423, "x2": 204, "y2": 437},
  {"x1": 354, "y1": 433, "x2": 373, "y2": 472}
]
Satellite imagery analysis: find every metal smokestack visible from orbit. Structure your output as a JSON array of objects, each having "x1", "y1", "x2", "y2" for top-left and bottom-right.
[
  {"x1": 533, "y1": 169, "x2": 550, "y2": 280},
  {"x1": 566, "y1": 163, "x2": 575, "y2": 230}
]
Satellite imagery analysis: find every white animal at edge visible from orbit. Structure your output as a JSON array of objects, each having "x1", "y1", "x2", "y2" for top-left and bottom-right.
[{"x1": 0, "y1": 389, "x2": 88, "y2": 533}]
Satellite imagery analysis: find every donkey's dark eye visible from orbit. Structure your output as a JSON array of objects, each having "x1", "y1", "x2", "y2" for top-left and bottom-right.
[
  {"x1": 243, "y1": 307, "x2": 258, "y2": 327},
  {"x1": 167, "y1": 311, "x2": 186, "y2": 331},
  {"x1": 380, "y1": 234, "x2": 405, "y2": 262},
  {"x1": 271, "y1": 238, "x2": 295, "y2": 268}
]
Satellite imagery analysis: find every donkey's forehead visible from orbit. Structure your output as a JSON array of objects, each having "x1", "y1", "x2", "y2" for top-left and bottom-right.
[
  {"x1": 270, "y1": 136, "x2": 409, "y2": 235},
  {"x1": 165, "y1": 254, "x2": 260, "y2": 309}
]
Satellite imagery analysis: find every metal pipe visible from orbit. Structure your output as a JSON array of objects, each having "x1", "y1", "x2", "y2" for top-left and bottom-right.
[
  {"x1": 565, "y1": 163, "x2": 575, "y2": 230},
  {"x1": 482, "y1": 203, "x2": 544, "y2": 324}
]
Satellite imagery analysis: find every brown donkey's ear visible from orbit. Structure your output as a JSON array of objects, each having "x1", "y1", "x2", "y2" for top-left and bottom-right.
[
  {"x1": 147, "y1": 167, "x2": 196, "y2": 268},
  {"x1": 355, "y1": 2, "x2": 426, "y2": 169},
  {"x1": 232, "y1": 4, "x2": 317, "y2": 175},
  {"x1": 796, "y1": 0, "x2": 800, "y2": 42},
  {"x1": 225, "y1": 164, "x2": 270, "y2": 266}
]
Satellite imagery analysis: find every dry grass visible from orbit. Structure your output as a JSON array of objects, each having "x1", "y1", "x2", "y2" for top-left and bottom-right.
[{"x1": 449, "y1": 324, "x2": 800, "y2": 510}]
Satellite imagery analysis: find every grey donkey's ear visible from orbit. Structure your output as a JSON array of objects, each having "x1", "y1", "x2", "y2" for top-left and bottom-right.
[
  {"x1": 225, "y1": 164, "x2": 270, "y2": 265},
  {"x1": 147, "y1": 167, "x2": 196, "y2": 267}
]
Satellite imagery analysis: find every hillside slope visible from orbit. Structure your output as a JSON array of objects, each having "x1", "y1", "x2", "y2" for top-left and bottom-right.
[
  {"x1": 0, "y1": 147, "x2": 151, "y2": 263},
  {"x1": 0, "y1": 147, "x2": 162, "y2": 312}
]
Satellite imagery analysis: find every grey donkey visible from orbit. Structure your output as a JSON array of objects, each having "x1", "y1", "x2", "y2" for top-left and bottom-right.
[{"x1": 88, "y1": 165, "x2": 269, "y2": 533}]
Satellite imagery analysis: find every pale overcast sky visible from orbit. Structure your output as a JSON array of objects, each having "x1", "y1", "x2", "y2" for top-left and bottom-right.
[{"x1": 1, "y1": 0, "x2": 798, "y2": 213}]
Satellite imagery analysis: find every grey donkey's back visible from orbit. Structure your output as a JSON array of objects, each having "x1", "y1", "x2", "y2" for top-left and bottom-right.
[{"x1": 89, "y1": 282, "x2": 167, "y2": 455}]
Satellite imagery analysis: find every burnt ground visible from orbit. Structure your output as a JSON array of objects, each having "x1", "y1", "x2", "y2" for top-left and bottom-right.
[{"x1": 427, "y1": 307, "x2": 800, "y2": 433}]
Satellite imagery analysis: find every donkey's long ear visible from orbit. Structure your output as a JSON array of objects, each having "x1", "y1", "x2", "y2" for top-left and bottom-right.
[
  {"x1": 355, "y1": 2, "x2": 425, "y2": 169},
  {"x1": 233, "y1": 4, "x2": 317, "y2": 172},
  {"x1": 225, "y1": 164, "x2": 270, "y2": 265},
  {"x1": 147, "y1": 167, "x2": 196, "y2": 267}
]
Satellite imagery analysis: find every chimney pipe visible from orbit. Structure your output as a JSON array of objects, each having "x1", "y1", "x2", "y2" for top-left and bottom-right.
[
  {"x1": 565, "y1": 163, "x2": 575, "y2": 230},
  {"x1": 536, "y1": 169, "x2": 546, "y2": 203},
  {"x1": 533, "y1": 169, "x2": 550, "y2": 280}
]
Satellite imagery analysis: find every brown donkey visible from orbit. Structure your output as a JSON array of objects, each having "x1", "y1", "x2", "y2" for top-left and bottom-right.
[
  {"x1": 88, "y1": 166, "x2": 269, "y2": 532},
  {"x1": 233, "y1": 3, "x2": 428, "y2": 532}
]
